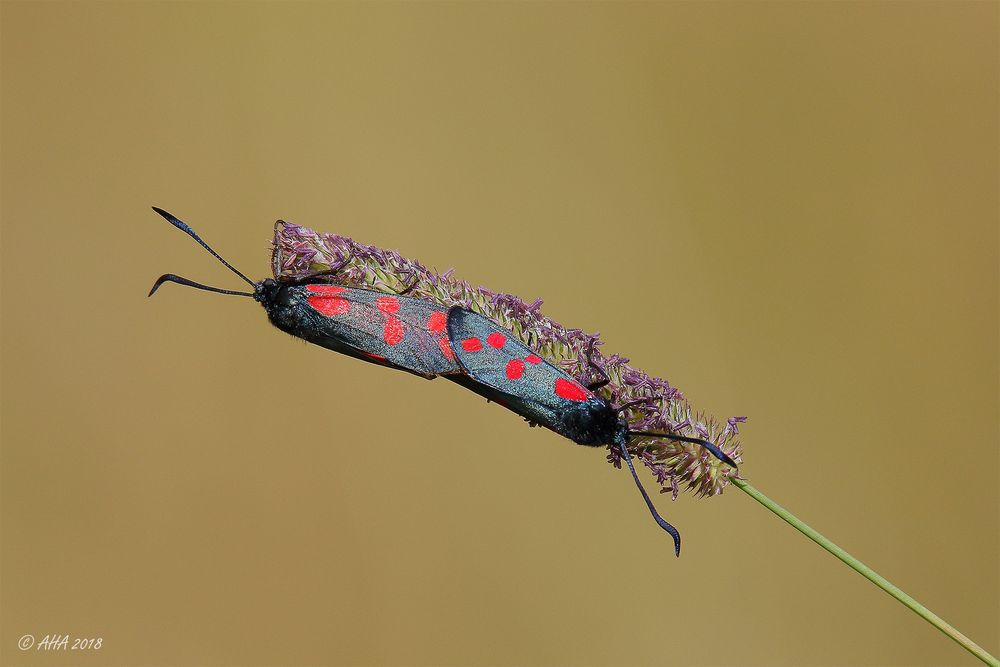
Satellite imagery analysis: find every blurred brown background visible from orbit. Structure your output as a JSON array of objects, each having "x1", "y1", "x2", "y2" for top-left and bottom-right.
[{"x1": 2, "y1": 2, "x2": 997, "y2": 666}]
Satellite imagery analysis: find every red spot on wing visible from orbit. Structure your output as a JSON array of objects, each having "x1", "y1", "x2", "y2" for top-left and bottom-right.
[
  {"x1": 487, "y1": 332, "x2": 506, "y2": 349},
  {"x1": 505, "y1": 359, "x2": 525, "y2": 380},
  {"x1": 555, "y1": 378, "x2": 588, "y2": 402},
  {"x1": 383, "y1": 317, "x2": 404, "y2": 346},
  {"x1": 525, "y1": 354, "x2": 542, "y2": 364},
  {"x1": 307, "y1": 296, "x2": 350, "y2": 316},
  {"x1": 438, "y1": 337, "x2": 455, "y2": 361},
  {"x1": 376, "y1": 296, "x2": 400, "y2": 314},
  {"x1": 305, "y1": 284, "x2": 346, "y2": 295},
  {"x1": 427, "y1": 311, "x2": 447, "y2": 333},
  {"x1": 461, "y1": 338, "x2": 482, "y2": 352},
  {"x1": 364, "y1": 352, "x2": 386, "y2": 361}
]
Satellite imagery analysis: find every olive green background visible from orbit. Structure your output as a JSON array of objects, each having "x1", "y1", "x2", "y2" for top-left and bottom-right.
[{"x1": 2, "y1": 2, "x2": 997, "y2": 666}]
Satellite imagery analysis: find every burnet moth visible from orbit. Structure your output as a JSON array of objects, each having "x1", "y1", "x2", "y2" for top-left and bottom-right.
[{"x1": 149, "y1": 207, "x2": 737, "y2": 556}]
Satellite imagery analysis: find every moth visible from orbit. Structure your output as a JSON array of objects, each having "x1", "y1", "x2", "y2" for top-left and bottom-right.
[{"x1": 149, "y1": 207, "x2": 736, "y2": 555}]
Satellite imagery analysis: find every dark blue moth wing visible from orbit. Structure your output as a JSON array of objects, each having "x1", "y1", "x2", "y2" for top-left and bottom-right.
[
  {"x1": 446, "y1": 308, "x2": 618, "y2": 446},
  {"x1": 266, "y1": 283, "x2": 460, "y2": 378}
]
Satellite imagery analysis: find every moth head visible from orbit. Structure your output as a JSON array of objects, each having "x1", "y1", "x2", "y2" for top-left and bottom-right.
[{"x1": 254, "y1": 278, "x2": 281, "y2": 306}]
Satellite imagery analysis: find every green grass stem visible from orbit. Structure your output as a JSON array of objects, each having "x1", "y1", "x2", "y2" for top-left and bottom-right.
[{"x1": 730, "y1": 478, "x2": 997, "y2": 666}]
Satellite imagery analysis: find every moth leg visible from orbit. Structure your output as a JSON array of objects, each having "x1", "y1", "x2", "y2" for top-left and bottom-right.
[
  {"x1": 299, "y1": 267, "x2": 342, "y2": 282},
  {"x1": 583, "y1": 338, "x2": 610, "y2": 392},
  {"x1": 588, "y1": 378, "x2": 610, "y2": 392},
  {"x1": 616, "y1": 395, "x2": 667, "y2": 414},
  {"x1": 394, "y1": 275, "x2": 421, "y2": 296}
]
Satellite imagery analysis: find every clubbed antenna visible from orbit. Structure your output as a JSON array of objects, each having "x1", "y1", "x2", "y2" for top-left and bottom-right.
[
  {"x1": 627, "y1": 430, "x2": 739, "y2": 469},
  {"x1": 618, "y1": 440, "x2": 681, "y2": 556},
  {"x1": 151, "y1": 207, "x2": 255, "y2": 287},
  {"x1": 148, "y1": 273, "x2": 254, "y2": 298}
]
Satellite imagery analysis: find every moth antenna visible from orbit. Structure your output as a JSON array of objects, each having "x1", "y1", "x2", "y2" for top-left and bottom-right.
[
  {"x1": 617, "y1": 397, "x2": 658, "y2": 413},
  {"x1": 618, "y1": 441, "x2": 681, "y2": 557},
  {"x1": 151, "y1": 207, "x2": 255, "y2": 287},
  {"x1": 628, "y1": 430, "x2": 739, "y2": 469},
  {"x1": 148, "y1": 273, "x2": 255, "y2": 298}
]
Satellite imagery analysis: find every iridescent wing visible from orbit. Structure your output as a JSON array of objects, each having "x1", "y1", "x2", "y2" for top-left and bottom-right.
[
  {"x1": 290, "y1": 283, "x2": 460, "y2": 378},
  {"x1": 446, "y1": 308, "x2": 612, "y2": 444}
]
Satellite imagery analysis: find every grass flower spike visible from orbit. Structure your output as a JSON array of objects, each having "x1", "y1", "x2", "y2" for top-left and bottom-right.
[{"x1": 272, "y1": 220, "x2": 744, "y2": 499}]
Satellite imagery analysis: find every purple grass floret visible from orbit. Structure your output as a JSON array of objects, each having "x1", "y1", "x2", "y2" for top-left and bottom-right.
[{"x1": 272, "y1": 221, "x2": 745, "y2": 497}]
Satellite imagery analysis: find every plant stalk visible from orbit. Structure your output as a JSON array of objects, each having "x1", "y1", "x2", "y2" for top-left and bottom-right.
[{"x1": 729, "y1": 477, "x2": 997, "y2": 667}]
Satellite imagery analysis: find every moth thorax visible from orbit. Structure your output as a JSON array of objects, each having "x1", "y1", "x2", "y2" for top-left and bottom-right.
[
  {"x1": 259, "y1": 281, "x2": 306, "y2": 335},
  {"x1": 561, "y1": 400, "x2": 620, "y2": 447}
]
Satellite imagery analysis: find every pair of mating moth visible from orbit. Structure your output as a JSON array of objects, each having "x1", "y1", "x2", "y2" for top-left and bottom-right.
[{"x1": 149, "y1": 207, "x2": 737, "y2": 556}]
